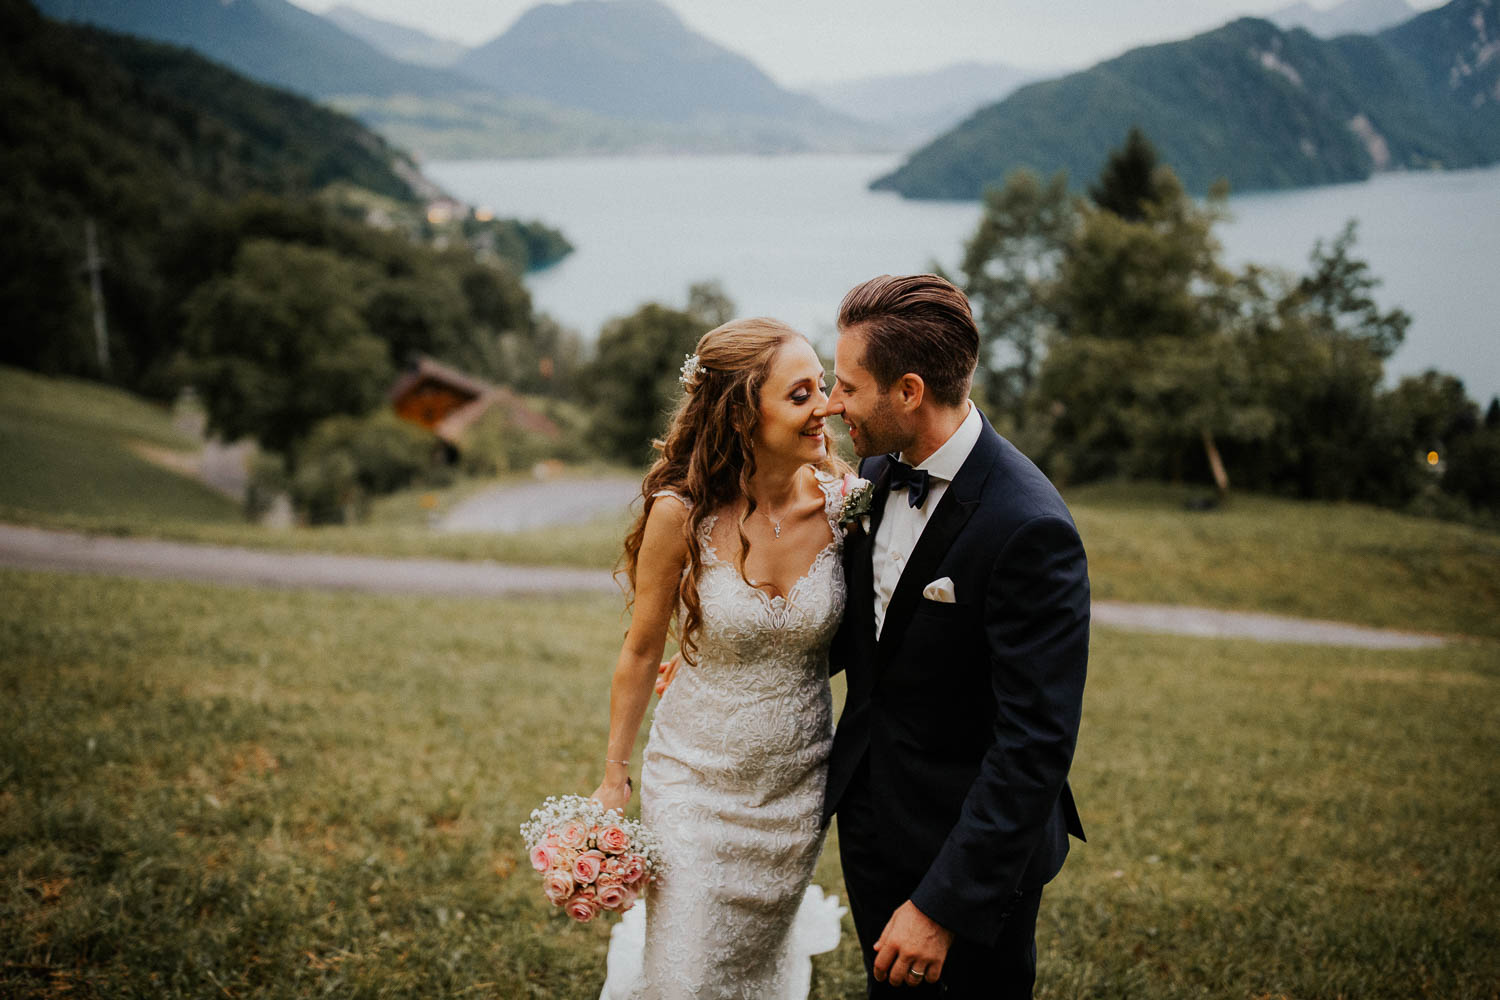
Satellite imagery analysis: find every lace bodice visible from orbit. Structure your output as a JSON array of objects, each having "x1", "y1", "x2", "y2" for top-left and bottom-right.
[{"x1": 602, "y1": 470, "x2": 848, "y2": 1000}]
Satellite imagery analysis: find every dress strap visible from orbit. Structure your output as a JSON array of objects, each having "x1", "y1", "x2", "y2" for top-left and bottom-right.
[
  {"x1": 812, "y1": 469, "x2": 844, "y2": 535},
  {"x1": 651, "y1": 489, "x2": 691, "y2": 509}
]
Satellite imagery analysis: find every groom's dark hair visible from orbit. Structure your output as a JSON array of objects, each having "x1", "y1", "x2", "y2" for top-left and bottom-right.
[{"x1": 838, "y1": 273, "x2": 978, "y2": 408}]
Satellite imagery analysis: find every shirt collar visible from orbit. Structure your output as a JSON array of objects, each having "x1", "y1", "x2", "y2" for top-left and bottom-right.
[{"x1": 901, "y1": 401, "x2": 980, "y2": 483}]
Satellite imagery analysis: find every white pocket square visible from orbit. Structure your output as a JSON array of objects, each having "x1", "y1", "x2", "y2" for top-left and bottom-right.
[{"x1": 922, "y1": 577, "x2": 956, "y2": 603}]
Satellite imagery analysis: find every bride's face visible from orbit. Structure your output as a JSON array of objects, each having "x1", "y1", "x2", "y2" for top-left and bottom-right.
[{"x1": 752, "y1": 339, "x2": 830, "y2": 466}]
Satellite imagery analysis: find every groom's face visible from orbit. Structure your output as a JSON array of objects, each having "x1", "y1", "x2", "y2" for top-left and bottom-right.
[{"x1": 828, "y1": 327, "x2": 908, "y2": 458}]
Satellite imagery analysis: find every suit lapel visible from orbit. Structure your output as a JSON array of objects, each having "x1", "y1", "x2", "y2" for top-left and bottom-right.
[{"x1": 874, "y1": 418, "x2": 1003, "y2": 668}]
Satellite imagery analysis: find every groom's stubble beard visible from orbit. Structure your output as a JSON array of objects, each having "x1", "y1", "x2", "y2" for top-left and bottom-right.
[{"x1": 845, "y1": 389, "x2": 912, "y2": 458}]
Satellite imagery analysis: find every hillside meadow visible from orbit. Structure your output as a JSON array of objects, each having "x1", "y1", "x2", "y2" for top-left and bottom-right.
[
  {"x1": 4, "y1": 366, "x2": 1499, "y2": 997},
  {"x1": 1, "y1": 569, "x2": 1496, "y2": 998},
  {"x1": 3, "y1": 364, "x2": 1497, "y2": 641}
]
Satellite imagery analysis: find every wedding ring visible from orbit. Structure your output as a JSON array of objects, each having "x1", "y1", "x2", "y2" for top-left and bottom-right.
[{"x1": 908, "y1": 968, "x2": 926, "y2": 981}]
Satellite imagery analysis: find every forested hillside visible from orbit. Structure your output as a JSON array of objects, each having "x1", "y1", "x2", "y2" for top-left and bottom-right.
[
  {"x1": 875, "y1": 0, "x2": 1500, "y2": 198},
  {"x1": 0, "y1": 0, "x2": 569, "y2": 410},
  {"x1": 30, "y1": 0, "x2": 474, "y2": 99}
]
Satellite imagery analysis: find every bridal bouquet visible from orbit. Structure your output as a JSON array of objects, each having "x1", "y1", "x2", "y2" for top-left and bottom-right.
[{"x1": 520, "y1": 795, "x2": 662, "y2": 923}]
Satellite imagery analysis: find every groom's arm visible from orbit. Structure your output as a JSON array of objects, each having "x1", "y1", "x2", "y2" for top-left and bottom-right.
[{"x1": 908, "y1": 512, "x2": 1089, "y2": 945}]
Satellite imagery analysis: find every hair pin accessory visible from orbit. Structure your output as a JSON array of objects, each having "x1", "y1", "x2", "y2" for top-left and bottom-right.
[{"x1": 679, "y1": 353, "x2": 708, "y2": 389}]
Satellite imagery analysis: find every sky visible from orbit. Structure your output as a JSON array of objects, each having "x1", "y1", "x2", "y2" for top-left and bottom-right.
[{"x1": 288, "y1": 0, "x2": 1449, "y2": 85}]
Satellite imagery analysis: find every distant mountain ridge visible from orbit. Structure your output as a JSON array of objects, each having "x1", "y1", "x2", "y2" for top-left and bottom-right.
[
  {"x1": 874, "y1": 0, "x2": 1500, "y2": 199},
  {"x1": 31, "y1": 0, "x2": 477, "y2": 99},
  {"x1": 804, "y1": 62, "x2": 1062, "y2": 146},
  {"x1": 452, "y1": 0, "x2": 875, "y2": 145},
  {"x1": 37, "y1": 0, "x2": 887, "y2": 157},
  {"x1": 324, "y1": 4, "x2": 468, "y2": 67},
  {"x1": 1269, "y1": 0, "x2": 1416, "y2": 37}
]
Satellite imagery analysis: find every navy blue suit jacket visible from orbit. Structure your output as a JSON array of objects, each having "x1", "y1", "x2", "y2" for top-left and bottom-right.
[{"x1": 824, "y1": 410, "x2": 1089, "y2": 947}]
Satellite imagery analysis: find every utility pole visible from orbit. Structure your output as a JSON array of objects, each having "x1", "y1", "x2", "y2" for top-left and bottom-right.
[{"x1": 84, "y1": 217, "x2": 110, "y2": 377}]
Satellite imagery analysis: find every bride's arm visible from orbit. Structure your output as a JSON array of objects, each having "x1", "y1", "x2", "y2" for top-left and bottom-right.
[{"x1": 590, "y1": 495, "x2": 690, "y2": 813}]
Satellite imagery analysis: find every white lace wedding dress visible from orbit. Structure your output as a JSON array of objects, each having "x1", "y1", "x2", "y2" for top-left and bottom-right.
[{"x1": 599, "y1": 472, "x2": 848, "y2": 1000}]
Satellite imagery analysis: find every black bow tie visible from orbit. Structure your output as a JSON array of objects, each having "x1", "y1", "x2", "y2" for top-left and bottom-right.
[{"x1": 886, "y1": 460, "x2": 931, "y2": 509}]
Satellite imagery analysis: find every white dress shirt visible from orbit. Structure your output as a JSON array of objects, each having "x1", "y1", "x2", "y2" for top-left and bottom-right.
[{"x1": 872, "y1": 402, "x2": 982, "y2": 638}]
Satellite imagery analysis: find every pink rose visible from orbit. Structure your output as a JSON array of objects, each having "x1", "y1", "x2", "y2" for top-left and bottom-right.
[
  {"x1": 572, "y1": 849, "x2": 606, "y2": 885},
  {"x1": 564, "y1": 891, "x2": 599, "y2": 922},
  {"x1": 556, "y1": 821, "x2": 587, "y2": 851},
  {"x1": 841, "y1": 473, "x2": 858, "y2": 496},
  {"x1": 595, "y1": 869, "x2": 624, "y2": 890},
  {"x1": 595, "y1": 882, "x2": 628, "y2": 910},
  {"x1": 597, "y1": 825, "x2": 630, "y2": 854},
  {"x1": 616, "y1": 887, "x2": 639, "y2": 913},
  {"x1": 619, "y1": 854, "x2": 646, "y2": 885},
  {"x1": 543, "y1": 831, "x2": 559, "y2": 847},
  {"x1": 530, "y1": 843, "x2": 559, "y2": 872},
  {"x1": 542, "y1": 869, "x2": 575, "y2": 905}
]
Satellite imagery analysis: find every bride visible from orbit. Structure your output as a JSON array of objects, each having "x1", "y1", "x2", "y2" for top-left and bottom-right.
[{"x1": 590, "y1": 317, "x2": 850, "y2": 999}]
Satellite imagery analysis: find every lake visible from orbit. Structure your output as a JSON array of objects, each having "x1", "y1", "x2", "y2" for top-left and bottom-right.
[{"x1": 426, "y1": 154, "x2": 1500, "y2": 405}]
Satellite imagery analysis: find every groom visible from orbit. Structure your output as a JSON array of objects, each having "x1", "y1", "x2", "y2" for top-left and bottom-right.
[{"x1": 820, "y1": 274, "x2": 1089, "y2": 998}]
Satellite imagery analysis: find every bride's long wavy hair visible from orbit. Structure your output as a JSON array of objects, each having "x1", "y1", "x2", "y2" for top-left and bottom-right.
[{"x1": 621, "y1": 318, "x2": 845, "y2": 664}]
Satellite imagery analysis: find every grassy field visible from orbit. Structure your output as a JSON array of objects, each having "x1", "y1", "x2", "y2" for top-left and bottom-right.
[
  {"x1": 5, "y1": 365, "x2": 1497, "y2": 638},
  {"x1": 0, "y1": 366, "x2": 239, "y2": 524},
  {"x1": 1068, "y1": 482, "x2": 1500, "y2": 641},
  {"x1": 0, "y1": 364, "x2": 631, "y2": 568},
  {"x1": 3, "y1": 569, "x2": 1497, "y2": 999}
]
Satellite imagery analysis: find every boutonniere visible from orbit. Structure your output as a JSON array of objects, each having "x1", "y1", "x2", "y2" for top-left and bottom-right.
[{"x1": 836, "y1": 473, "x2": 874, "y2": 535}]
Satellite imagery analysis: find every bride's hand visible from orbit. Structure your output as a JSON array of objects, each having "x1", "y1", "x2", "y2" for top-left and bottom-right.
[{"x1": 590, "y1": 776, "x2": 633, "y2": 815}]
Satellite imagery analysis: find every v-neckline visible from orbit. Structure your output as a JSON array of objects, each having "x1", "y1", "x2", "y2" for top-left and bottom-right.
[{"x1": 699, "y1": 487, "x2": 838, "y2": 604}]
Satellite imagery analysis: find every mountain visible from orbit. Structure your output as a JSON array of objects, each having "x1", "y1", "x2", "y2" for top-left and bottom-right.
[
  {"x1": 5, "y1": 1, "x2": 419, "y2": 207},
  {"x1": 3, "y1": 0, "x2": 567, "y2": 391},
  {"x1": 324, "y1": 4, "x2": 468, "y2": 68},
  {"x1": 452, "y1": 0, "x2": 883, "y2": 149},
  {"x1": 804, "y1": 62, "x2": 1063, "y2": 146},
  {"x1": 872, "y1": 0, "x2": 1500, "y2": 199},
  {"x1": 1, "y1": 0, "x2": 418, "y2": 376},
  {"x1": 35, "y1": 0, "x2": 885, "y2": 156},
  {"x1": 30, "y1": 0, "x2": 477, "y2": 99},
  {"x1": 1269, "y1": 0, "x2": 1416, "y2": 37}
]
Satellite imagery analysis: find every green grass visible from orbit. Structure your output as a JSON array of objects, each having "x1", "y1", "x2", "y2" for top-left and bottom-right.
[
  {"x1": 3, "y1": 366, "x2": 1496, "y2": 638},
  {"x1": 0, "y1": 366, "x2": 238, "y2": 524},
  {"x1": 0, "y1": 364, "x2": 632, "y2": 569},
  {"x1": 1069, "y1": 482, "x2": 1500, "y2": 640},
  {"x1": 2, "y1": 569, "x2": 1497, "y2": 998}
]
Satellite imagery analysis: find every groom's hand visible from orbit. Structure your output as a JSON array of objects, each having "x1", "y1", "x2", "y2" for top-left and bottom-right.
[
  {"x1": 654, "y1": 654, "x2": 681, "y2": 696},
  {"x1": 873, "y1": 900, "x2": 953, "y2": 987}
]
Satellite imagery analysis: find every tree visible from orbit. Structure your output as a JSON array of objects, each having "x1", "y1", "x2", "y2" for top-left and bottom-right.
[
  {"x1": 1384, "y1": 372, "x2": 1479, "y2": 456},
  {"x1": 177, "y1": 239, "x2": 392, "y2": 452},
  {"x1": 1037, "y1": 168, "x2": 1256, "y2": 489},
  {"x1": 362, "y1": 270, "x2": 471, "y2": 370},
  {"x1": 1442, "y1": 428, "x2": 1500, "y2": 513},
  {"x1": 686, "y1": 281, "x2": 734, "y2": 329},
  {"x1": 1287, "y1": 220, "x2": 1408, "y2": 361},
  {"x1": 1088, "y1": 126, "x2": 1163, "y2": 221},
  {"x1": 586, "y1": 286, "x2": 732, "y2": 463},
  {"x1": 957, "y1": 169, "x2": 1075, "y2": 425},
  {"x1": 290, "y1": 410, "x2": 436, "y2": 523},
  {"x1": 0, "y1": 200, "x2": 91, "y2": 374}
]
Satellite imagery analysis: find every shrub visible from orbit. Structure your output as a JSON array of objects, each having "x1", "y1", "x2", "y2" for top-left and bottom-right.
[{"x1": 291, "y1": 411, "x2": 437, "y2": 523}]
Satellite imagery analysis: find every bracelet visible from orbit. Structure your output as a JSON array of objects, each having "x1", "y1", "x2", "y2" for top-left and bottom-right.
[{"x1": 605, "y1": 758, "x2": 630, "y2": 767}]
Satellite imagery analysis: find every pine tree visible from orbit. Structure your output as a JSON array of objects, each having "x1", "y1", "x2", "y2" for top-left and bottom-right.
[{"x1": 1089, "y1": 126, "x2": 1161, "y2": 221}]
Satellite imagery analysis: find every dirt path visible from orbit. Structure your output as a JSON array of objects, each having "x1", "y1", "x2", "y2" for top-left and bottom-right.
[
  {"x1": 0, "y1": 523, "x2": 618, "y2": 597},
  {"x1": 0, "y1": 523, "x2": 1447, "y2": 648},
  {"x1": 437, "y1": 476, "x2": 641, "y2": 533}
]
